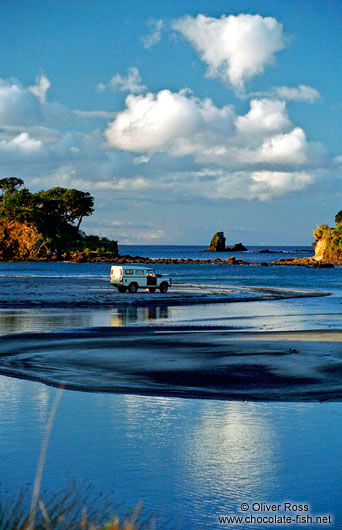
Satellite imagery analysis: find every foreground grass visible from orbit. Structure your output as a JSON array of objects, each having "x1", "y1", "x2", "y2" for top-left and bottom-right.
[{"x1": 0, "y1": 482, "x2": 158, "y2": 530}]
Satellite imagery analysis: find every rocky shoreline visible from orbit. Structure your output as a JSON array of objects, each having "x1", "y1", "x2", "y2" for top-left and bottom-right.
[
  {"x1": 65, "y1": 252, "x2": 335, "y2": 267},
  {"x1": 2, "y1": 251, "x2": 338, "y2": 267}
]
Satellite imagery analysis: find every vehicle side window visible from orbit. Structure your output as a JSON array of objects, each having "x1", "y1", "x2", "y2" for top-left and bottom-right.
[
  {"x1": 135, "y1": 270, "x2": 144, "y2": 275},
  {"x1": 124, "y1": 269, "x2": 133, "y2": 275}
]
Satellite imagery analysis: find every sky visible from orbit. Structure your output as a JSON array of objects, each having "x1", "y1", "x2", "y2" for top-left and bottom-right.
[{"x1": 0, "y1": 0, "x2": 341, "y2": 246}]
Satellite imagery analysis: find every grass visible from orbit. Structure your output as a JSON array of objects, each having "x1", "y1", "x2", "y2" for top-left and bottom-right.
[{"x1": 0, "y1": 482, "x2": 156, "y2": 529}]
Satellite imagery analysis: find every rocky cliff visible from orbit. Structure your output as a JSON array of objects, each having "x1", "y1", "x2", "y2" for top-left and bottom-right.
[
  {"x1": 312, "y1": 224, "x2": 342, "y2": 262},
  {"x1": 0, "y1": 220, "x2": 50, "y2": 260},
  {"x1": 0, "y1": 219, "x2": 119, "y2": 261}
]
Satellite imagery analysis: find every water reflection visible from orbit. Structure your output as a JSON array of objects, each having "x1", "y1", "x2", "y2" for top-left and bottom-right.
[
  {"x1": 109, "y1": 306, "x2": 170, "y2": 326},
  {"x1": 0, "y1": 305, "x2": 171, "y2": 335},
  {"x1": 184, "y1": 401, "x2": 278, "y2": 516},
  {"x1": 0, "y1": 309, "x2": 94, "y2": 335}
]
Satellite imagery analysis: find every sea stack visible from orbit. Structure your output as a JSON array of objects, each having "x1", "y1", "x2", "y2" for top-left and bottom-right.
[
  {"x1": 205, "y1": 232, "x2": 247, "y2": 252},
  {"x1": 206, "y1": 232, "x2": 227, "y2": 251}
]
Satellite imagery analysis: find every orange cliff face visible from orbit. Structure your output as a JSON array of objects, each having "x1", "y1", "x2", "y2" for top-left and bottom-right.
[
  {"x1": 312, "y1": 228, "x2": 342, "y2": 263},
  {"x1": 0, "y1": 219, "x2": 50, "y2": 260}
]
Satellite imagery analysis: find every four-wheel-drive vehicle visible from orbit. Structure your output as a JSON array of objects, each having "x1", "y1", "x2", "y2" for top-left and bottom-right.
[{"x1": 110, "y1": 265, "x2": 172, "y2": 293}]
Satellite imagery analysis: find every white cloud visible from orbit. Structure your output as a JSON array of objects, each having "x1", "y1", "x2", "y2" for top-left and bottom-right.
[
  {"x1": 0, "y1": 79, "x2": 41, "y2": 125},
  {"x1": 105, "y1": 89, "x2": 320, "y2": 168},
  {"x1": 28, "y1": 74, "x2": 51, "y2": 103},
  {"x1": 254, "y1": 127, "x2": 309, "y2": 165},
  {"x1": 249, "y1": 170, "x2": 314, "y2": 199},
  {"x1": 0, "y1": 73, "x2": 336, "y2": 209},
  {"x1": 235, "y1": 98, "x2": 291, "y2": 140},
  {"x1": 105, "y1": 89, "x2": 235, "y2": 154},
  {"x1": 97, "y1": 67, "x2": 146, "y2": 94},
  {"x1": 173, "y1": 14, "x2": 285, "y2": 91},
  {"x1": 142, "y1": 19, "x2": 164, "y2": 49},
  {"x1": 73, "y1": 109, "x2": 116, "y2": 119},
  {"x1": 0, "y1": 132, "x2": 43, "y2": 156},
  {"x1": 104, "y1": 88, "x2": 329, "y2": 199},
  {"x1": 274, "y1": 84, "x2": 320, "y2": 103}
]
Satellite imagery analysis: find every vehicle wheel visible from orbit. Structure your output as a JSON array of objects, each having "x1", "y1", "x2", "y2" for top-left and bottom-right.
[
  {"x1": 128, "y1": 282, "x2": 138, "y2": 293},
  {"x1": 148, "y1": 288, "x2": 156, "y2": 293},
  {"x1": 117, "y1": 286, "x2": 127, "y2": 293},
  {"x1": 159, "y1": 282, "x2": 168, "y2": 293}
]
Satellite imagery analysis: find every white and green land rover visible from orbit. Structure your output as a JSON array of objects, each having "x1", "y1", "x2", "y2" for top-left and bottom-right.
[{"x1": 110, "y1": 265, "x2": 172, "y2": 293}]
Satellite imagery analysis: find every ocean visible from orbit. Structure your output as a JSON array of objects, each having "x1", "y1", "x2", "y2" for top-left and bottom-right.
[{"x1": 0, "y1": 246, "x2": 341, "y2": 529}]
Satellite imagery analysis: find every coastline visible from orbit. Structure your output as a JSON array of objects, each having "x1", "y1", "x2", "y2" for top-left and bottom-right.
[{"x1": 1, "y1": 254, "x2": 338, "y2": 268}]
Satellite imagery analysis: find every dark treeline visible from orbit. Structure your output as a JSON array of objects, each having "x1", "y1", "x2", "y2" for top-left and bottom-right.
[{"x1": 0, "y1": 177, "x2": 118, "y2": 256}]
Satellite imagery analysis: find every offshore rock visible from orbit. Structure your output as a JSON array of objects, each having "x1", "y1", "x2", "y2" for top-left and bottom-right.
[
  {"x1": 230, "y1": 242, "x2": 248, "y2": 252},
  {"x1": 206, "y1": 232, "x2": 226, "y2": 251},
  {"x1": 205, "y1": 232, "x2": 247, "y2": 252}
]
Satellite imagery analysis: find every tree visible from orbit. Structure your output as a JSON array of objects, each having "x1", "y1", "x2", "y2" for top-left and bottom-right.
[
  {"x1": 0, "y1": 177, "x2": 24, "y2": 197},
  {"x1": 335, "y1": 211, "x2": 342, "y2": 225},
  {"x1": 60, "y1": 188, "x2": 94, "y2": 229},
  {"x1": 0, "y1": 178, "x2": 25, "y2": 215},
  {"x1": 33, "y1": 187, "x2": 94, "y2": 230}
]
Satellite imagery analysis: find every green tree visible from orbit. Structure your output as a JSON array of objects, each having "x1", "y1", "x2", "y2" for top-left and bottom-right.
[
  {"x1": 0, "y1": 177, "x2": 24, "y2": 197},
  {"x1": 60, "y1": 188, "x2": 94, "y2": 229},
  {"x1": 335, "y1": 210, "x2": 342, "y2": 225},
  {"x1": 0, "y1": 177, "x2": 25, "y2": 215},
  {"x1": 33, "y1": 187, "x2": 94, "y2": 229}
]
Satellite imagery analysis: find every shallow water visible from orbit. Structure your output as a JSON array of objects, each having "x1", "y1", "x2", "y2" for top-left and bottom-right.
[{"x1": 0, "y1": 254, "x2": 342, "y2": 528}]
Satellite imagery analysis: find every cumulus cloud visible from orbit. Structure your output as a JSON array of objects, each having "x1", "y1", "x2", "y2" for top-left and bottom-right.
[
  {"x1": 173, "y1": 14, "x2": 285, "y2": 91},
  {"x1": 194, "y1": 169, "x2": 314, "y2": 201},
  {"x1": 0, "y1": 132, "x2": 43, "y2": 156},
  {"x1": 105, "y1": 89, "x2": 322, "y2": 167},
  {"x1": 0, "y1": 79, "x2": 41, "y2": 125},
  {"x1": 97, "y1": 67, "x2": 146, "y2": 94},
  {"x1": 235, "y1": 99, "x2": 291, "y2": 139},
  {"x1": 105, "y1": 89, "x2": 235, "y2": 154},
  {"x1": 104, "y1": 88, "x2": 329, "y2": 199},
  {"x1": 142, "y1": 19, "x2": 164, "y2": 49},
  {"x1": 0, "y1": 71, "x2": 335, "y2": 208},
  {"x1": 28, "y1": 74, "x2": 51, "y2": 103}
]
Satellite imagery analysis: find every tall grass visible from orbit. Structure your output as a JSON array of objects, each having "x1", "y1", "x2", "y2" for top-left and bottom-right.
[{"x1": 0, "y1": 482, "x2": 155, "y2": 529}]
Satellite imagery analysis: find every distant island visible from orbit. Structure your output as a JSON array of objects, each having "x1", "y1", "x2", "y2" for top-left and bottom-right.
[{"x1": 0, "y1": 177, "x2": 118, "y2": 261}]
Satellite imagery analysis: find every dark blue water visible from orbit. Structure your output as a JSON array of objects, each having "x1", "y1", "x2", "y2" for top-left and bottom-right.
[
  {"x1": 119, "y1": 244, "x2": 314, "y2": 262},
  {"x1": 0, "y1": 247, "x2": 341, "y2": 529}
]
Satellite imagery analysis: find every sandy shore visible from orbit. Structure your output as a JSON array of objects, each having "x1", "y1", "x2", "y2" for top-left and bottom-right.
[
  {"x1": 0, "y1": 276, "x2": 329, "y2": 307},
  {"x1": 1, "y1": 326, "x2": 341, "y2": 401}
]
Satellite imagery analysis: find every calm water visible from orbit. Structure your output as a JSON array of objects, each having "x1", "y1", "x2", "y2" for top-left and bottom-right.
[{"x1": 0, "y1": 246, "x2": 341, "y2": 529}]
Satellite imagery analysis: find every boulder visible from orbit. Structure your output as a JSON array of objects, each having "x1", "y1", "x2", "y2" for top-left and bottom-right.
[{"x1": 229, "y1": 242, "x2": 248, "y2": 252}]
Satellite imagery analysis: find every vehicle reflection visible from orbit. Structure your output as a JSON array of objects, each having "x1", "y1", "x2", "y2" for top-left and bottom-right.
[{"x1": 109, "y1": 306, "x2": 170, "y2": 326}]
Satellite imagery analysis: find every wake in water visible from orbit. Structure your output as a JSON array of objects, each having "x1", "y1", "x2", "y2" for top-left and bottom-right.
[{"x1": 0, "y1": 326, "x2": 341, "y2": 401}]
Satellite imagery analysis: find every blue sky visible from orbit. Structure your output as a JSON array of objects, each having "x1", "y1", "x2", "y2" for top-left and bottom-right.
[{"x1": 0, "y1": 0, "x2": 341, "y2": 245}]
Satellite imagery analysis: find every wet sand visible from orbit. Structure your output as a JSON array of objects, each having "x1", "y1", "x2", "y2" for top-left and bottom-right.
[{"x1": 1, "y1": 326, "x2": 342, "y2": 402}]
